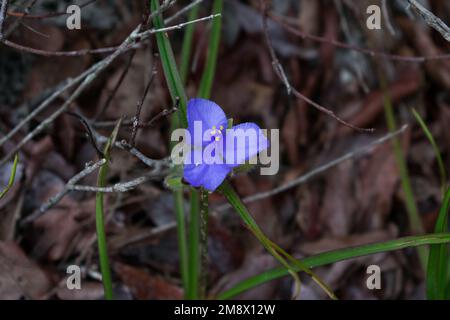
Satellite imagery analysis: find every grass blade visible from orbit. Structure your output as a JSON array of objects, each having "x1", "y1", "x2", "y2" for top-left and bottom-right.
[
  {"x1": 217, "y1": 233, "x2": 450, "y2": 300},
  {"x1": 377, "y1": 67, "x2": 427, "y2": 269},
  {"x1": 180, "y1": 3, "x2": 200, "y2": 84},
  {"x1": 411, "y1": 108, "x2": 449, "y2": 299},
  {"x1": 218, "y1": 181, "x2": 336, "y2": 299},
  {"x1": 427, "y1": 188, "x2": 450, "y2": 299},
  {"x1": 151, "y1": 0, "x2": 188, "y2": 128},
  {"x1": 198, "y1": 0, "x2": 223, "y2": 98},
  {"x1": 0, "y1": 153, "x2": 19, "y2": 200},
  {"x1": 95, "y1": 119, "x2": 121, "y2": 300},
  {"x1": 411, "y1": 108, "x2": 447, "y2": 196}
]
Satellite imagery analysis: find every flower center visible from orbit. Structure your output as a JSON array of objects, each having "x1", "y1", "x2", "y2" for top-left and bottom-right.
[{"x1": 210, "y1": 125, "x2": 224, "y2": 142}]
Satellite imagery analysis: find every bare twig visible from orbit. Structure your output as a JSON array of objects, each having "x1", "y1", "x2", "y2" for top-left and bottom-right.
[
  {"x1": 2, "y1": 13, "x2": 220, "y2": 57},
  {"x1": 4, "y1": 0, "x2": 37, "y2": 38},
  {"x1": 136, "y1": 13, "x2": 221, "y2": 39},
  {"x1": 407, "y1": 0, "x2": 450, "y2": 42},
  {"x1": 217, "y1": 125, "x2": 409, "y2": 211},
  {"x1": 0, "y1": 68, "x2": 93, "y2": 149},
  {"x1": 260, "y1": 5, "x2": 291, "y2": 94},
  {"x1": 94, "y1": 131, "x2": 170, "y2": 169},
  {"x1": 164, "y1": 0, "x2": 204, "y2": 24},
  {"x1": 0, "y1": 26, "x2": 141, "y2": 167},
  {"x1": 66, "y1": 111, "x2": 105, "y2": 159},
  {"x1": 130, "y1": 60, "x2": 158, "y2": 147},
  {"x1": 95, "y1": 51, "x2": 136, "y2": 120},
  {"x1": 70, "y1": 175, "x2": 156, "y2": 193},
  {"x1": 270, "y1": 12, "x2": 450, "y2": 62},
  {"x1": 138, "y1": 101, "x2": 178, "y2": 128},
  {"x1": 21, "y1": 159, "x2": 106, "y2": 225},
  {"x1": 381, "y1": 0, "x2": 396, "y2": 36},
  {"x1": 91, "y1": 102, "x2": 178, "y2": 129},
  {"x1": 69, "y1": 149, "x2": 170, "y2": 195},
  {"x1": 2, "y1": 5, "x2": 210, "y2": 152},
  {"x1": 0, "y1": 0, "x2": 9, "y2": 39},
  {"x1": 260, "y1": 1, "x2": 373, "y2": 132},
  {"x1": 1, "y1": 39, "x2": 144, "y2": 57}
]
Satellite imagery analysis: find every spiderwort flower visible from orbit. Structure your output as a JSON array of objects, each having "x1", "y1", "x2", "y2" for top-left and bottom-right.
[{"x1": 183, "y1": 98, "x2": 269, "y2": 191}]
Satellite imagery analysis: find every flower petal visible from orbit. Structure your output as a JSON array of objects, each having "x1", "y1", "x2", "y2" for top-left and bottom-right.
[
  {"x1": 224, "y1": 122, "x2": 269, "y2": 167},
  {"x1": 187, "y1": 98, "x2": 228, "y2": 135},
  {"x1": 184, "y1": 162, "x2": 231, "y2": 191}
]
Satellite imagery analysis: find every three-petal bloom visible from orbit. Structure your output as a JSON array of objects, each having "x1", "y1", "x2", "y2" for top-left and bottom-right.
[{"x1": 183, "y1": 98, "x2": 269, "y2": 191}]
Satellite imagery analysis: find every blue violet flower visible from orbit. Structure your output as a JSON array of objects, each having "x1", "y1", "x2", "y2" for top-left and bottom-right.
[{"x1": 183, "y1": 98, "x2": 268, "y2": 191}]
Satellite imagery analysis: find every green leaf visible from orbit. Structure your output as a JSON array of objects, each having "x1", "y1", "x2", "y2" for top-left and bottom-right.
[
  {"x1": 197, "y1": 0, "x2": 223, "y2": 98},
  {"x1": 0, "y1": 154, "x2": 19, "y2": 200},
  {"x1": 231, "y1": 162, "x2": 257, "y2": 175},
  {"x1": 180, "y1": 3, "x2": 200, "y2": 84},
  {"x1": 379, "y1": 68, "x2": 427, "y2": 269},
  {"x1": 218, "y1": 233, "x2": 450, "y2": 300},
  {"x1": 218, "y1": 181, "x2": 336, "y2": 299},
  {"x1": 411, "y1": 109, "x2": 449, "y2": 299},
  {"x1": 412, "y1": 108, "x2": 447, "y2": 196},
  {"x1": 427, "y1": 188, "x2": 450, "y2": 299},
  {"x1": 151, "y1": 0, "x2": 188, "y2": 128}
]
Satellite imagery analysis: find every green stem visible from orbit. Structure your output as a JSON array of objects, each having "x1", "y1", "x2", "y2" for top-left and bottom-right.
[
  {"x1": 198, "y1": 0, "x2": 223, "y2": 98},
  {"x1": 188, "y1": 0, "x2": 223, "y2": 299},
  {"x1": 151, "y1": 0, "x2": 188, "y2": 128},
  {"x1": 180, "y1": 3, "x2": 200, "y2": 84},
  {"x1": 187, "y1": 190, "x2": 200, "y2": 299},
  {"x1": 199, "y1": 189, "x2": 209, "y2": 299},
  {"x1": 95, "y1": 120, "x2": 121, "y2": 300},
  {"x1": 96, "y1": 163, "x2": 114, "y2": 300},
  {"x1": 174, "y1": 190, "x2": 188, "y2": 292},
  {"x1": 217, "y1": 233, "x2": 450, "y2": 300}
]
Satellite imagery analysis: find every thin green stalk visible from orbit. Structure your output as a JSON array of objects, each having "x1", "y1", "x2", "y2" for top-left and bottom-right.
[
  {"x1": 411, "y1": 108, "x2": 449, "y2": 298},
  {"x1": 377, "y1": 67, "x2": 427, "y2": 270},
  {"x1": 218, "y1": 181, "x2": 336, "y2": 299},
  {"x1": 411, "y1": 108, "x2": 447, "y2": 196},
  {"x1": 187, "y1": 190, "x2": 200, "y2": 299},
  {"x1": 151, "y1": 0, "x2": 188, "y2": 128},
  {"x1": 174, "y1": 189, "x2": 188, "y2": 291},
  {"x1": 427, "y1": 188, "x2": 450, "y2": 299},
  {"x1": 95, "y1": 120, "x2": 121, "y2": 300},
  {"x1": 190, "y1": 0, "x2": 223, "y2": 300},
  {"x1": 151, "y1": 0, "x2": 191, "y2": 297},
  {"x1": 199, "y1": 189, "x2": 209, "y2": 299},
  {"x1": 0, "y1": 153, "x2": 18, "y2": 200},
  {"x1": 180, "y1": 3, "x2": 200, "y2": 84},
  {"x1": 217, "y1": 233, "x2": 450, "y2": 300},
  {"x1": 198, "y1": 0, "x2": 223, "y2": 98}
]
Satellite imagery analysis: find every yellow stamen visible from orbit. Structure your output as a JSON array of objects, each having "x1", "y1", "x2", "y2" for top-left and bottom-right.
[
  {"x1": 219, "y1": 125, "x2": 224, "y2": 130},
  {"x1": 215, "y1": 136, "x2": 220, "y2": 141},
  {"x1": 212, "y1": 125, "x2": 216, "y2": 130}
]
